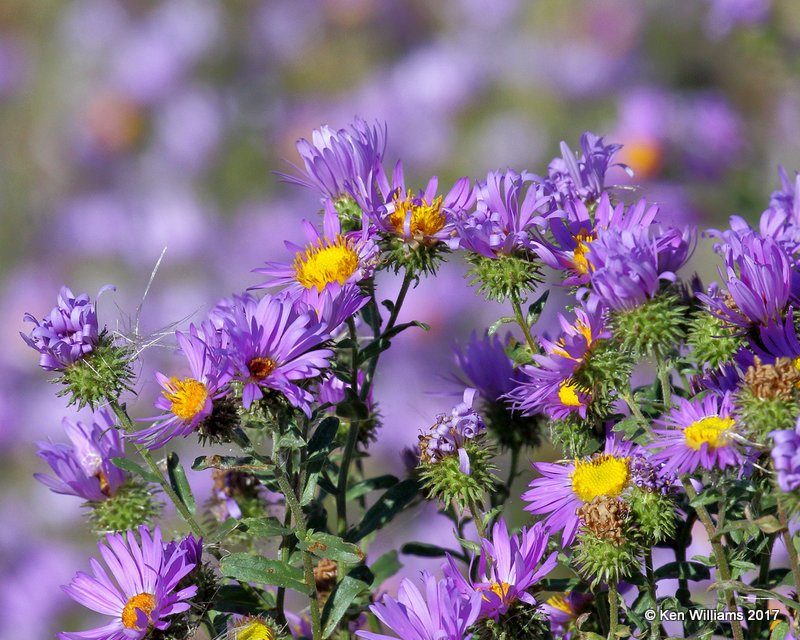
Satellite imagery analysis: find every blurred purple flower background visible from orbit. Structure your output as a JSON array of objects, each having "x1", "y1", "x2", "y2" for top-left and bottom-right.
[{"x1": 3, "y1": 0, "x2": 800, "y2": 636}]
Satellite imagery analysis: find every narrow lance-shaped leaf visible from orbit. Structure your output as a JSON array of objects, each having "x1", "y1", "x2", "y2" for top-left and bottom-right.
[{"x1": 167, "y1": 452, "x2": 196, "y2": 514}]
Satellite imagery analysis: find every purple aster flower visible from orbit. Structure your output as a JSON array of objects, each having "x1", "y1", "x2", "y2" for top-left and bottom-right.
[
  {"x1": 522, "y1": 435, "x2": 635, "y2": 546},
  {"x1": 132, "y1": 326, "x2": 231, "y2": 449},
  {"x1": 533, "y1": 193, "x2": 659, "y2": 286},
  {"x1": 293, "y1": 281, "x2": 370, "y2": 335},
  {"x1": 506, "y1": 304, "x2": 608, "y2": 420},
  {"x1": 649, "y1": 393, "x2": 747, "y2": 476},
  {"x1": 59, "y1": 525, "x2": 198, "y2": 640},
  {"x1": 443, "y1": 518, "x2": 557, "y2": 620},
  {"x1": 699, "y1": 233, "x2": 793, "y2": 329},
  {"x1": 771, "y1": 417, "x2": 800, "y2": 493},
  {"x1": 584, "y1": 225, "x2": 693, "y2": 311},
  {"x1": 277, "y1": 117, "x2": 387, "y2": 203},
  {"x1": 542, "y1": 592, "x2": 593, "y2": 640},
  {"x1": 690, "y1": 363, "x2": 743, "y2": 396},
  {"x1": 354, "y1": 160, "x2": 474, "y2": 246},
  {"x1": 35, "y1": 409, "x2": 127, "y2": 501},
  {"x1": 537, "y1": 132, "x2": 631, "y2": 206},
  {"x1": 221, "y1": 293, "x2": 333, "y2": 414},
  {"x1": 315, "y1": 370, "x2": 375, "y2": 414},
  {"x1": 456, "y1": 170, "x2": 551, "y2": 257},
  {"x1": 452, "y1": 331, "x2": 523, "y2": 403},
  {"x1": 22, "y1": 285, "x2": 112, "y2": 370},
  {"x1": 253, "y1": 200, "x2": 378, "y2": 300},
  {"x1": 628, "y1": 454, "x2": 677, "y2": 495},
  {"x1": 355, "y1": 571, "x2": 482, "y2": 640},
  {"x1": 163, "y1": 532, "x2": 203, "y2": 568},
  {"x1": 420, "y1": 389, "x2": 487, "y2": 474}
]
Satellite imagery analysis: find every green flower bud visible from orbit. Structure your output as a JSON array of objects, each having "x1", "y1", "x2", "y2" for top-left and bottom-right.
[
  {"x1": 380, "y1": 235, "x2": 447, "y2": 278},
  {"x1": 572, "y1": 529, "x2": 641, "y2": 588},
  {"x1": 87, "y1": 479, "x2": 163, "y2": 534},
  {"x1": 56, "y1": 331, "x2": 134, "y2": 409},
  {"x1": 627, "y1": 486, "x2": 677, "y2": 544},
  {"x1": 611, "y1": 293, "x2": 686, "y2": 360},
  {"x1": 686, "y1": 312, "x2": 742, "y2": 369},
  {"x1": 418, "y1": 438, "x2": 498, "y2": 511},
  {"x1": 333, "y1": 195, "x2": 365, "y2": 233},
  {"x1": 465, "y1": 252, "x2": 543, "y2": 303}
]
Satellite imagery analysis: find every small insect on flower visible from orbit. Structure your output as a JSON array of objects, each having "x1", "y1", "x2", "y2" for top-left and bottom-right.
[{"x1": 59, "y1": 526, "x2": 199, "y2": 640}]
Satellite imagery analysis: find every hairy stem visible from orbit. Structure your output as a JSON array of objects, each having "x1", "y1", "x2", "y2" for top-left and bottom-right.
[
  {"x1": 607, "y1": 582, "x2": 619, "y2": 640},
  {"x1": 645, "y1": 548, "x2": 660, "y2": 640},
  {"x1": 336, "y1": 318, "x2": 363, "y2": 536},
  {"x1": 510, "y1": 293, "x2": 538, "y2": 354},
  {"x1": 469, "y1": 499, "x2": 486, "y2": 540},
  {"x1": 657, "y1": 360, "x2": 672, "y2": 409},
  {"x1": 682, "y1": 478, "x2": 744, "y2": 640},
  {"x1": 109, "y1": 400, "x2": 205, "y2": 538}
]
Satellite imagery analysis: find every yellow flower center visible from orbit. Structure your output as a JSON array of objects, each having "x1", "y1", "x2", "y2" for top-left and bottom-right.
[
  {"x1": 570, "y1": 454, "x2": 630, "y2": 503},
  {"x1": 389, "y1": 190, "x2": 445, "y2": 237},
  {"x1": 572, "y1": 231, "x2": 595, "y2": 275},
  {"x1": 547, "y1": 594, "x2": 574, "y2": 615},
  {"x1": 794, "y1": 357, "x2": 800, "y2": 373},
  {"x1": 294, "y1": 235, "x2": 359, "y2": 292},
  {"x1": 164, "y1": 377, "x2": 209, "y2": 422},
  {"x1": 479, "y1": 581, "x2": 512, "y2": 602},
  {"x1": 558, "y1": 381, "x2": 584, "y2": 407},
  {"x1": 121, "y1": 592, "x2": 156, "y2": 630},
  {"x1": 247, "y1": 357, "x2": 277, "y2": 381},
  {"x1": 234, "y1": 618, "x2": 275, "y2": 640},
  {"x1": 552, "y1": 320, "x2": 595, "y2": 359},
  {"x1": 684, "y1": 416, "x2": 734, "y2": 450}
]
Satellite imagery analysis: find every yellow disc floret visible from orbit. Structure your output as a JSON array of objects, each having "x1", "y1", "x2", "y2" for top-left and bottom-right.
[
  {"x1": 479, "y1": 581, "x2": 512, "y2": 602},
  {"x1": 683, "y1": 416, "x2": 734, "y2": 450},
  {"x1": 294, "y1": 235, "x2": 359, "y2": 292},
  {"x1": 164, "y1": 377, "x2": 208, "y2": 421},
  {"x1": 233, "y1": 617, "x2": 276, "y2": 640},
  {"x1": 558, "y1": 381, "x2": 584, "y2": 407},
  {"x1": 547, "y1": 594, "x2": 574, "y2": 615},
  {"x1": 570, "y1": 454, "x2": 630, "y2": 503},
  {"x1": 572, "y1": 231, "x2": 595, "y2": 275},
  {"x1": 122, "y1": 592, "x2": 156, "y2": 630},
  {"x1": 389, "y1": 190, "x2": 446, "y2": 237},
  {"x1": 247, "y1": 357, "x2": 277, "y2": 381}
]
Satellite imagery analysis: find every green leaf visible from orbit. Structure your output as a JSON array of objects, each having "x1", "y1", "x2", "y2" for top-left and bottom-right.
[
  {"x1": 753, "y1": 515, "x2": 784, "y2": 534},
  {"x1": 401, "y1": 542, "x2": 454, "y2": 558},
  {"x1": 208, "y1": 518, "x2": 241, "y2": 544},
  {"x1": 346, "y1": 475, "x2": 399, "y2": 501},
  {"x1": 166, "y1": 453, "x2": 196, "y2": 514},
  {"x1": 308, "y1": 417, "x2": 340, "y2": 457},
  {"x1": 321, "y1": 565, "x2": 373, "y2": 637},
  {"x1": 111, "y1": 457, "x2": 161, "y2": 484},
  {"x1": 358, "y1": 338, "x2": 390, "y2": 363},
  {"x1": 526, "y1": 290, "x2": 550, "y2": 325},
  {"x1": 370, "y1": 550, "x2": 402, "y2": 585},
  {"x1": 771, "y1": 620, "x2": 790, "y2": 640},
  {"x1": 299, "y1": 532, "x2": 365, "y2": 564},
  {"x1": 345, "y1": 479, "x2": 420, "y2": 542},
  {"x1": 654, "y1": 561, "x2": 711, "y2": 582},
  {"x1": 239, "y1": 517, "x2": 292, "y2": 539},
  {"x1": 488, "y1": 316, "x2": 516, "y2": 336},
  {"x1": 381, "y1": 320, "x2": 429, "y2": 341},
  {"x1": 220, "y1": 553, "x2": 309, "y2": 594},
  {"x1": 717, "y1": 581, "x2": 800, "y2": 613},
  {"x1": 211, "y1": 584, "x2": 269, "y2": 614}
]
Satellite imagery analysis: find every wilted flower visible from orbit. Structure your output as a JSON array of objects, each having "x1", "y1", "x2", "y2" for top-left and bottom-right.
[
  {"x1": 355, "y1": 571, "x2": 482, "y2": 640},
  {"x1": 444, "y1": 519, "x2": 556, "y2": 620},
  {"x1": 419, "y1": 388, "x2": 486, "y2": 474},
  {"x1": 36, "y1": 409, "x2": 127, "y2": 501},
  {"x1": 59, "y1": 526, "x2": 198, "y2": 640}
]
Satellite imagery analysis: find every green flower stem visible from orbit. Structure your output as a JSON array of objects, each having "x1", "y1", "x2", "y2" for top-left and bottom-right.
[
  {"x1": 109, "y1": 400, "x2": 205, "y2": 538},
  {"x1": 469, "y1": 499, "x2": 486, "y2": 540},
  {"x1": 778, "y1": 498, "x2": 800, "y2": 606},
  {"x1": 621, "y1": 391, "x2": 647, "y2": 423},
  {"x1": 510, "y1": 293, "x2": 538, "y2": 354},
  {"x1": 607, "y1": 581, "x2": 619, "y2": 640},
  {"x1": 645, "y1": 548, "x2": 660, "y2": 640},
  {"x1": 337, "y1": 272, "x2": 413, "y2": 536},
  {"x1": 681, "y1": 478, "x2": 744, "y2": 640},
  {"x1": 657, "y1": 360, "x2": 672, "y2": 408}
]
